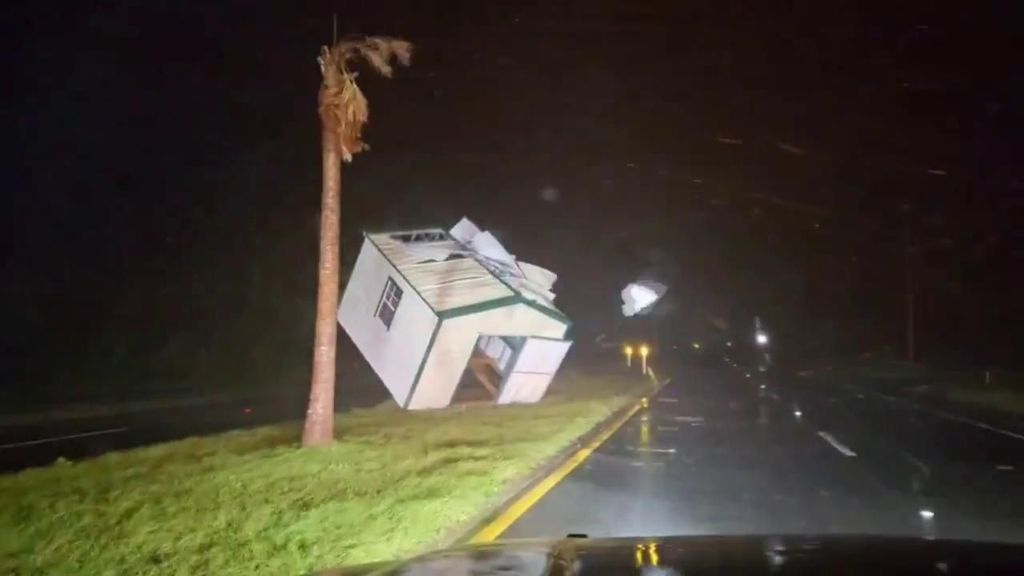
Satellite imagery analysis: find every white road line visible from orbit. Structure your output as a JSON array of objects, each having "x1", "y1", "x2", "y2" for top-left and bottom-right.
[
  {"x1": 672, "y1": 416, "x2": 704, "y2": 423},
  {"x1": 627, "y1": 446, "x2": 677, "y2": 454},
  {"x1": 657, "y1": 397, "x2": 679, "y2": 403},
  {"x1": 816, "y1": 431, "x2": 857, "y2": 457},
  {"x1": 996, "y1": 465, "x2": 1015, "y2": 471},
  {"x1": 947, "y1": 416, "x2": 1024, "y2": 441},
  {"x1": 868, "y1": 390, "x2": 1024, "y2": 442},
  {"x1": 906, "y1": 454, "x2": 931, "y2": 477},
  {"x1": 0, "y1": 427, "x2": 129, "y2": 450}
]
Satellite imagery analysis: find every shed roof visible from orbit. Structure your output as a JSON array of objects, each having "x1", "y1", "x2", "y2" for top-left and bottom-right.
[{"x1": 366, "y1": 229, "x2": 569, "y2": 324}]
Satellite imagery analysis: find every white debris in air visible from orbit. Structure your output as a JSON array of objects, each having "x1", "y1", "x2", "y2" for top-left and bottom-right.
[
  {"x1": 621, "y1": 280, "x2": 667, "y2": 317},
  {"x1": 448, "y1": 216, "x2": 560, "y2": 307},
  {"x1": 776, "y1": 142, "x2": 805, "y2": 155},
  {"x1": 539, "y1": 185, "x2": 560, "y2": 203}
]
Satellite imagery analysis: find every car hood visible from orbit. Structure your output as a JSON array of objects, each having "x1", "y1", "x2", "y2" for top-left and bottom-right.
[{"x1": 316, "y1": 534, "x2": 1024, "y2": 575}]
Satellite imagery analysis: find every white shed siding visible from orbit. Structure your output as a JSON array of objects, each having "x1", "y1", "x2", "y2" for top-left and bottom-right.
[
  {"x1": 407, "y1": 304, "x2": 568, "y2": 409},
  {"x1": 339, "y1": 240, "x2": 438, "y2": 406}
]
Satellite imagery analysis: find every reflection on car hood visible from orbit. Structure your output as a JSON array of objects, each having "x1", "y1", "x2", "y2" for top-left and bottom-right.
[{"x1": 317, "y1": 534, "x2": 1024, "y2": 575}]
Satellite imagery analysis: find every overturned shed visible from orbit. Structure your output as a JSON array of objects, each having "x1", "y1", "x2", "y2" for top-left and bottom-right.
[{"x1": 339, "y1": 218, "x2": 572, "y2": 409}]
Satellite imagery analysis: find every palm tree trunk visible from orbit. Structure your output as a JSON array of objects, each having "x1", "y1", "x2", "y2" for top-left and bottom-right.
[{"x1": 303, "y1": 125, "x2": 342, "y2": 447}]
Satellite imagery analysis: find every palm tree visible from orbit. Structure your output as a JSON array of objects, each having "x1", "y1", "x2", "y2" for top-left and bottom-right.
[{"x1": 303, "y1": 36, "x2": 412, "y2": 447}]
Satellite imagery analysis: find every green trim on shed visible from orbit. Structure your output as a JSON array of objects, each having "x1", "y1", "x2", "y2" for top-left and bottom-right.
[
  {"x1": 437, "y1": 294, "x2": 571, "y2": 328},
  {"x1": 365, "y1": 228, "x2": 572, "y2": 408},
  {"x1": 404, "y1": 298, "x2": 571, "y2": 407},
  {"x1": 403, "y1": 318, "x2": 443, "y2": 409},
  {"x1": 443, "y1": 229, "x2": 571, "y2": 325},
  {"x1": 520, "y1": 298, "x2": 572, "y2": 328},
  {"x1": 436, "y1": 295, "x2": 521, "y2": 320},
  {"x1": 366, "y1": 229, "x2": 571, "y2": 326}
]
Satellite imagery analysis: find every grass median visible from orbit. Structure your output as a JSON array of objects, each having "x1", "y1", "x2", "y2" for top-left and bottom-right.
[{"x1": 1, "y1": 369, "x2": 643, "y2": 575}]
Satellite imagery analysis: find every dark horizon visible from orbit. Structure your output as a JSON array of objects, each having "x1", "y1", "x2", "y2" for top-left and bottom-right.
[{"x1": 5, "y1": 1, "x2": 1022, "y2": 406}]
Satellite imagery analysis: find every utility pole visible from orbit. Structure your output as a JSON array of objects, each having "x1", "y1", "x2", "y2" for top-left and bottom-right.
[{"x1": 905, "y1": 220, "x2": 915, "y2": 363}]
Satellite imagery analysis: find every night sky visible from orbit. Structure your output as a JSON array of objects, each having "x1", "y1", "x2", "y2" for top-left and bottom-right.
[{"x1": 5, "y1": 1, "x2": 1022, "y2": 405}]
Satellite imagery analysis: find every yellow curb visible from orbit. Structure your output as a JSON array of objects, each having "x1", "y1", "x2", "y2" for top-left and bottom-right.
[{"x1": 468, "y1": 401, "x2": 643, "y2": 543}]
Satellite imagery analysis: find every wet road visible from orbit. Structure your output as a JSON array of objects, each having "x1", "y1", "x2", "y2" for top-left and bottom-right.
[
  {"x1": 0, "y1": 382, "x2": 389, "y2": 473},
  {"x1": 0, "y1": 396, "x2": 305, "y2": 473},
  {"x1": 502, "y1": 363, "x2": 1024, "y2": 542}
]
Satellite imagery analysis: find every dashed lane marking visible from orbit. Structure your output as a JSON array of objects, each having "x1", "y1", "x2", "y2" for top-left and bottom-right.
[
  {"x1": 816, "y1": 431, "x2": 857, "y2": 457},
  {"x1": 868, "y1": 391, "x2": 1024, "y2": 442},
  {"x1": 672, "y1": 416, "x2": 704, "y2": 423}
]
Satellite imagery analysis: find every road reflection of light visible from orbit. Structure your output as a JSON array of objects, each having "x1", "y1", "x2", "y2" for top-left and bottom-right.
[
  {"x1": 764, "y1": 538, "x2": 786, "y2": 572},
  {"x1": 634, "y1": 543, "x2": 667, "y2": 570},
  {"x1": 919, "y1": 509, "x2": 937, "y2": 539}
]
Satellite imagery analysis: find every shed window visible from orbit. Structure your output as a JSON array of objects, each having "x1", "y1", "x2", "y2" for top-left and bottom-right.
[{"x1": 375, "y1": 277, "x2": 403, "y2": 329}]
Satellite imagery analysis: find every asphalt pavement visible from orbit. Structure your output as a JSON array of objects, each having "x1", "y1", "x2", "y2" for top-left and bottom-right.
[
  {"x1": 0, "y1": 380, "x2": 390, "y2": 473},
  {"x1": 0, "y1": 397, "x2": 300, "y2": 473},
  {"x1": 501, "y1": 362, "x2": 1024, "y2": 542}
]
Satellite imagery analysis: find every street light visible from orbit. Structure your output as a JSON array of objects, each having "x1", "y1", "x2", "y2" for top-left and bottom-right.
[
  {"x1": 755, "y1": 331, "x2": 769, "y2": 347},
  {"x1": 624, "y1": 345, "x2": 634, "y2": 368},
  {"x1": 691, "y1": 341, "x2": 701, "y2": 350},
  {"x1": 639, "y1": 344, "x2": 650, "y2": 375}
]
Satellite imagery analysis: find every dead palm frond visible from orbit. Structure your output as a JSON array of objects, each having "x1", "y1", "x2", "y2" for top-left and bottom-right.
[{"x1": 318, "y1": 36, "x2": 413, "y2": 161}]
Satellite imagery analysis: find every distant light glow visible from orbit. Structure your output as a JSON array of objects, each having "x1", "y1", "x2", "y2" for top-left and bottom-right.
[
  {"x1": 640, "y1": 344, "x2": 650, "y2": 357},
  {"x1": 760, "y1": 384, "x2": 766, "y2": 390},
  {"x1": 756, "y1": 332, "x2": 769, "y2": 346},
  {"x1": 793, "y1": 410, "x2": 803, "y2": 419},
  {"x1": 726, "y1": 341, "x2": 733, "y2": 347},
  {"x1": 692, "y1": 342, "x2": 701, "y2": 350},
  {"x1": 919, "y1": 509, "x2": 935, "y2": 520}
]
